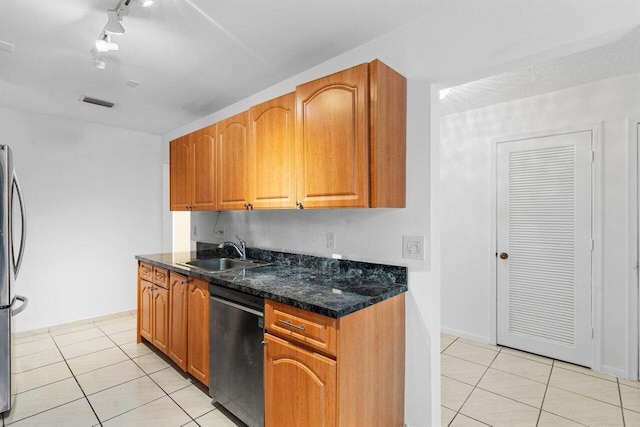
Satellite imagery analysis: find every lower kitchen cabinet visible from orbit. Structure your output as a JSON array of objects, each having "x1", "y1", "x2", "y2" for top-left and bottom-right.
[
  {"x1": 264, "y1": 294, "x2": 405, "y2": 427},
  {"x1": 138, "y1": 279, "x2": 153, "y2": 342},
  {"x1": 138, "y1": 263, "x2": 170, "y2": 354},
  {"x1": 264, "y1": 333, "x2": 336, "y2": 427},
  {"x1": 151, "y1": 285, "x2": 169, "y2": 353},
  {"x1": 139, "y1": 266, "x2": 210, "y2": 386},
  {"x1": 187, "y1": 278, "x2": 210, "y2": 386},
  {"x1": 168, "y1": 272, "x2": 189, "y2": 370}
]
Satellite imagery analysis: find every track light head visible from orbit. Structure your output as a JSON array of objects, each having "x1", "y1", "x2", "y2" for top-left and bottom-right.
[
  {"x1": 95, "y1": 37, "x2": 119, "y2": 52},
  {"x1": 106, "y1": 10, "x2": 125, "y2": 35}
]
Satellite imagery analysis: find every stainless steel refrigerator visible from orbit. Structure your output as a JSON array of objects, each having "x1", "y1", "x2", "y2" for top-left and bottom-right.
[{"x1": 0, "y1": 145, "x2": 27, "y2": 414}]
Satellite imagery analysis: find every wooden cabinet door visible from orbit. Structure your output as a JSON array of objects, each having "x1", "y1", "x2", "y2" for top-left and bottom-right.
[
  {"x1": 217, "y1": 111, "x2": 250, "y2": 210},
  {"x1": 295, "y1": 63, "x2": 369, "y2": 209},
  {"x1": 170, "y1": 134, "x2": 193, "y2": 211},
  {"x1": 192, "y1": 125, "x2": 217, "y2": 210},
  {"x1": 264, "y1": 334, "x2": 336, "y2": 427},
  {"x1": 139, "y1": 280, "x2": 153, "y2": 342},
  {"x1": 187, "y1": 278, "x2": 210, "y2": 386},
  {"x1": 248, "y1": 93, "x2": 296, "y2": 209},
  {"x1": 168, "y1": 273, "x2": 189, "y2": 370},
  {"x1": 152, "y1": 285, "x2": 170, "y2": 354}
]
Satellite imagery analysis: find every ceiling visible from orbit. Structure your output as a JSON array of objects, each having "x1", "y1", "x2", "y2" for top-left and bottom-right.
[
  {"x1": 440, "y1": 27, "x2": 640, "y2": 116},
  {"x1": 0, "y1": 0, "x2": 448, "y2": 135}
]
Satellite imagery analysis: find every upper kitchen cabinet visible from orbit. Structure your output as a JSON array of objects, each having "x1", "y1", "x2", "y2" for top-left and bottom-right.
[
  {"x1": 169, "y1": 59, "x2": 405, "y2": 211},
  {"x1": 169, "y1": 134, "x2": 192, "y2": 210},
  {"x1": 216, "y1": 111, "x2": 251, "y2": 210},
  {"x1": 248, "y1": 92, "x2": 296, "y2": 209},
  {"x1": 191, "y1": 125, "x2": 217, "y2": 210},
  {"x1": 295, "y1": 60, "x2": 406, "y2": 209},
  {"x1": 169, "y1": 125, "x2": 217, "y2": 211}
]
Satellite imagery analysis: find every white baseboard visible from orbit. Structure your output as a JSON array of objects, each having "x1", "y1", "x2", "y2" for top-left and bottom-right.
[{"x1": 441, "y1": 326, "x2": 492, "y2": 345}]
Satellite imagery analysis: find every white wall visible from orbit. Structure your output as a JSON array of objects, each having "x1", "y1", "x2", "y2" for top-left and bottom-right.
[
  {"x1": 0, "y1": 107, "x2": 163, "y2": 332},
  {"x1": 440, "y1": 72, "x2": 640, "y2": 378},
  {"x1": 161, "y1": 2, "x2": 640, "y2": 425}
]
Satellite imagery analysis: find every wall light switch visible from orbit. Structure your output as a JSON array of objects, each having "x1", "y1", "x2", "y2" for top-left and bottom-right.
[{"x1": 403, "y1": 235, "x2": 425, "y2": 260}]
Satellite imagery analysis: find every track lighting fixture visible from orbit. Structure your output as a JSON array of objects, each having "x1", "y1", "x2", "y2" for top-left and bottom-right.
[
  {"x1": 91, "y1": 0, "x2": 154, "y2": 69},
  {"x1": 106, "y1": 9, "x2": 125, "y2": 35},
  {"x1": 95, "y1": 34, "x2": 119, "y2": 52}
]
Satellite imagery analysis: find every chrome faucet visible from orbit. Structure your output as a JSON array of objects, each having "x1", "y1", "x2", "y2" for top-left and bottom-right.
[{"x1": 218, "y1": 235, "x2": 246, "y2": 259}]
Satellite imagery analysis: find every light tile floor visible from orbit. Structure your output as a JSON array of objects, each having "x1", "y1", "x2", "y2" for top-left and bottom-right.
[
  {"x1": 441, "y1": 333, "x2": 640, "y2": 426},
  {"x1": 2, "y1": 312, "x2": 244, "y2": 427}
]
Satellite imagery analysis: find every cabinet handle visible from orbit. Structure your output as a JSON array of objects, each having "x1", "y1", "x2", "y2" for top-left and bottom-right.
[
  {"x1": 180, "y1": 279, "x2": 190, "y2": 285},
  {"x1": 296, "y1": 201, "x2": 304, "y2": 210},
  {"x1": 147, "y1": 286, "x2": 153, "y2": 291},
  {"x1": 278, "y1": 319, "x2": 305, "y2": 331}
]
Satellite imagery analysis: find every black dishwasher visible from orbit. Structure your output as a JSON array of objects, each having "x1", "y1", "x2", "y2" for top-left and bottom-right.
[{"x1": 209, "y1": 285, "x2": 264, "y2": 427}]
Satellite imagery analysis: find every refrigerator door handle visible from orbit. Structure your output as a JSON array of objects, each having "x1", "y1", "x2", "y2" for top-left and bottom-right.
[
  {"x1": 12, "y1": 295, "x2": 28, "y2": 316},
  {"x1": 11, "y1": 172, "x2": 26, "y2": 278}
]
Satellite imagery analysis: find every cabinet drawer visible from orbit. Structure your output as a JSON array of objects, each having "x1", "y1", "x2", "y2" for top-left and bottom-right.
[
  {"x1": 152, "y1": 266, "x2": 169, "y2": 288},
  {"x1": 265, "y1": 300, "x2": 337, "y2": 357},
  {"x1": 139, "y1": 262, "x2": 153, "y2": 282}
]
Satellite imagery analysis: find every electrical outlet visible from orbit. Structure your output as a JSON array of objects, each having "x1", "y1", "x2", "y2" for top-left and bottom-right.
[
  {"x1": 402, "y1": 235, "x2": 425, "y2": 260},
  {"x1": 326, "y1": 232, "x2": 336, "y2": 249}
]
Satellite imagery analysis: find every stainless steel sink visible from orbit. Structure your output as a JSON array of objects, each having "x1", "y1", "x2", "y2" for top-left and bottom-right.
[{"x1": 177, "y1": 257, "x2": 269, "y2": 273}]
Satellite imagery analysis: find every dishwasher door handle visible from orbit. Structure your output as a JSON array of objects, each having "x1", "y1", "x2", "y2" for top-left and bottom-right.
[{"x1": 210, "y1": 296, "x2": 264, "y2": 318}]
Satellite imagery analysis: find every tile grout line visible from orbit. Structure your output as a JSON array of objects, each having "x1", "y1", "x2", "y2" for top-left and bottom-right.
[
  {"x1": 113, "y1": 331, "x2": 216, "y2": 426},
  {"x1": 441, "y1": 336, "x2": 458, "y2": 353},
  {"x1": 52, "y1": 332, "x2": 104, "y2": 427},
  {"x1": 449, "y1": 345, "x2": 502, "y2": 426},
  {"x1": 13, "y1": 316, "x2": 222, "y2": 426},
  {"x1": 618, "y1": 378, "x2": 626, "y2": 427},
  {"x1": 98, "y1": 327, "x2": 192, "y2": 425},
  {"x1": 11, "y1": 320, "x2": 135, "y2": 426},
  {"x1": 5, "y1": 332, "x2": 104, "y2": 427},
  {"x1": 535, "y1": 358, "x2": 554, "y2": 426},
  {"x1": 443, "y1": 334, "x2": 637, "y2": 427}
]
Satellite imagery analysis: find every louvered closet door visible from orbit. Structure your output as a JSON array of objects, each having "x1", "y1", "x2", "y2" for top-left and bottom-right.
[{"x1": 497, "y1": 131, "x2": 592, "y2": 367}]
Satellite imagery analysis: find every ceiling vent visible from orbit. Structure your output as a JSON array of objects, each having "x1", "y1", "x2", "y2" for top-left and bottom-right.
[{"x1": 80, "y1": 96, "x2": 115, "y2": 108}]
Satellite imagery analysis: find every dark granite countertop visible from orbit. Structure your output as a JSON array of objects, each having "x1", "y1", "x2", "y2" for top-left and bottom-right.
[{"x1": 135, "y1": 246, "x2": 407, "y2": 318}]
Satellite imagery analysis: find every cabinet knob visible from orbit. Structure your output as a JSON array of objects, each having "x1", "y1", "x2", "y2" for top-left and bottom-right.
[
  {"x1": 499, "y1": 252, "x2": 509, "y2": 260},
  {"x1": 261, "y1": 340, "x2": 267, "y2": 347},
  {"x1": 296, "y1": 201, "x2": 304, "y2": 210}
]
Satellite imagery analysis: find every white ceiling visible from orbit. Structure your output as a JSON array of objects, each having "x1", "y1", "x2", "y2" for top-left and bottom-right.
[
  {"x1": 0, "y1": 0, "x2": 448, "y2": 135},
  {"x1": 440, "y1": 27, "x2": 640, "y2": 116}
]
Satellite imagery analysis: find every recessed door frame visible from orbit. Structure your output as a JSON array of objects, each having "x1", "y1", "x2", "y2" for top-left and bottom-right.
[
  {"x1": 631, "y1": 116, "x2": 640, "y2": 380},
  {"x1": 488, "y1": 124, "x2": 603, "y2": 372}
]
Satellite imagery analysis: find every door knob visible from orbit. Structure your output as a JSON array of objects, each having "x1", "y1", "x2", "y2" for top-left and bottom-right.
[{"x1": 499, "y1": 252, "x2": 509, "y2": 260}]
